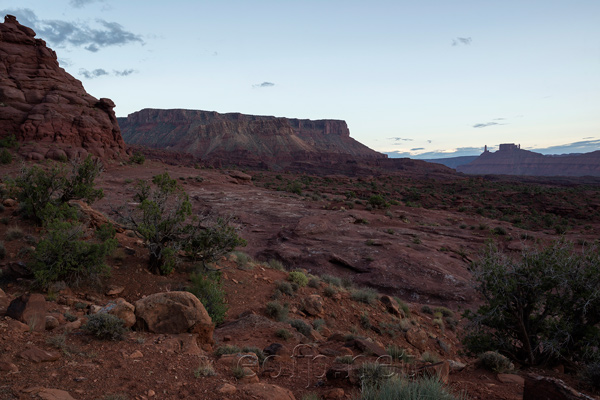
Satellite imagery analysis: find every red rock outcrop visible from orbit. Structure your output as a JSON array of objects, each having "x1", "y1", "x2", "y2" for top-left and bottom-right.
[
  {"x1": 118, "y1": 108, "x2": 384, "y2": 168},
  {"x1": 458, "y1": 145, "x2": 600, "y2": 177},
  {"x1": 0, "y1": 15, "x2": 125, "y2": 159}
]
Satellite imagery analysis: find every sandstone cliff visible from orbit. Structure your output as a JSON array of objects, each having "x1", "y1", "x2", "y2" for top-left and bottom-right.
[
  {"x1": 118, "y1": 108, "x2": 385, "y2": 169},
  {"x1": 0, "y1": 15, "x2": 125, "y2": 159},
  {"x1": 458, "y1": 145, "x2": 600, "y2": 177}
]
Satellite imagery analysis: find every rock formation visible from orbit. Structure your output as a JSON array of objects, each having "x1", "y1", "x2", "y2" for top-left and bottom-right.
[
  {"x1": 0, "y1": 15, "x2": 125, "y2": 159},
  {"x1": 458, "y1": 144, "x2": 600, "y2": 177},
  {"x1": 118, "y1": 108, "x2": 384, "y2": 169}
]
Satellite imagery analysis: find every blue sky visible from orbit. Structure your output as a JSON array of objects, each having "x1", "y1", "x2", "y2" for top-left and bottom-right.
[{"x1": 2, "y1": 0, "x2": 599, "y2": 158}]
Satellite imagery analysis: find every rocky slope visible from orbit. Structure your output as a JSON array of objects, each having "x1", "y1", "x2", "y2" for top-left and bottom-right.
[
  {"x1": 118, "y1": 108, "x2": 385, "y2": 169},
  {"x1": 0, "y1": 15, "x2": 125, "y2": 159},
  {"x1": 458, "y1": 145, "x2": 600, "y2": 176}
]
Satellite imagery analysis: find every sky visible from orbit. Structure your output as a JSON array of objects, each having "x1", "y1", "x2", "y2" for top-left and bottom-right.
[{"x1": 2, "y1": 0, "x2": 599, "y2": 159}]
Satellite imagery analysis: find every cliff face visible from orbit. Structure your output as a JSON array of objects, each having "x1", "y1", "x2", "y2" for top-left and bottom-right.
[
  {"x1": 118, "y1": 108, "x2": 384, "y2": 168},
  {"x1": 0, "y1": 15, "x2": 125, "y2": 159},
  {"x1": 458, "y1": 147, "x2": 600, "y2": 177}
]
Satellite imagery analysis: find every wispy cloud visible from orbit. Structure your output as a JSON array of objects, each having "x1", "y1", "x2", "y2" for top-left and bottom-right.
[
  {"x1": 388, "y1": 137, "x2": 413, "y2": 142},
  {"x1": 0, "y1": 8, "x2": 143, "y2": 52},
  {"x1": 114, "y1": 69, "x2": 137, "y2": 76},
  {"x1": 411, "y1": 147, "x2": 425, "y2": 151},
  {"x1": 473, "y1": 122, "x2": 499, "y2": 128},
  {"x1": 69, "y1": 0, "x2": 105, "y2": 8},
  {"x1": 452, "y1": 37, "x2": 472, "y2": 46},
  {"x1": 253, "y1": 82, "x2": 275, "y2": 88},
  {"x1": 79, "y1": 68, "x2": 108, "y2": 79}
]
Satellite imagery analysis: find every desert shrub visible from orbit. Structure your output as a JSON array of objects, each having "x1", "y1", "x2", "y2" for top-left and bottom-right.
[
  {"x1": 194, "y1": 358, "x2": 216, "y2": 377},
  {"x1": 290, "y1": 319, "x2": 312, "y2": 336},
  {"x1": 478, "y1": 351, "x2": 513, "y2": 373},
  {"x1": 266, "y1": 300, "x2": 289, "y2": 322},
  {"x1": 128, "y1": 151, "x2": 145, "y2": 165},
  {"x1": 308, "y1": 276, "x2": 320, "y2": 288},
  {"x1": 215, "y1": 344, "x2": 241, "y2": 356},
  {"x1": 275, "y1": 280, "x2": 295, "y2": 296},
  {"x1": 322, "y1": 274, "x2": 342, "y2": 287},
  {"x1": 268, "y1": 259, "x2": 285, "y2": 270},
  {"x1": 351, "y1": 288, "x2": 378, "y2": 304},
  {"x1": 359, "y1": 375, "x2": 466, "y2": 400},
  {"x1": 10, "y1": 156, "x2": 104, "y2": 224},
  {"x1": 5, "y1": 225, "x2": 24, "y2": 241},
  {"x1": 231, "y1": 251, "x2": 252, "y2": 269},
  {"x1": 84, "y1": 313, "x2": 127, "y2": 340},
  {"x1": 421, "y1": 305, "x2": 433, "y2": 314},
  {"x1": 184, "y1": 217, "x2": 246, "y2": 267},
  {"x1": 358, "y1": 362, "x2": 393, "y2": 390},
  {"x1": 335, "y1": 355, "x2": 354, "y2": 364},
  {"x1": 387, "y1": 344, "x2": 411, "y2": 363},
  {"x1": 187, "y1": 271, "x2": 228, "y2": 325},
  {"x1": 241, "y1": 346, "x2": 266, "y2": 364},
  {"x1": 275, "y1": 328, "x2": 292, "y2": 340},
  {"x1": 288, "y1": 270, "x2": 308, "y2": 287},
  {"x1": 368, "y1": 194, "x2": 389, "y2": 209},
  {"x1": 433, "y1": 317, "x2": 445, "y2": 332},
  {"x1": 463, "y1": 240, "x2": 600, "y2": 365},
  {"x1": 580, "y1": 361, "x2": 600, "y2": 391},
  {"x1": 300, "y1": 394, "x2": 319, "y2": 400},
  {"x1": 0, "y1": 134, "x2": 18, "y2": 148},
  {"x1": 421, "y1": 351, "x2": 440, "y2": 363},
  {"x1": 492, "y1": 226, "x2": 507, "y2": 235},
  {"x1": 30, "y1": 220, "x2": 116, "y2": 288},
  {"x1": 360, "y1": 312, "x2": 372, "y2": 330},
  {"x1": 312, "y1": 318, "x2": 326, "y2": 332},
  {"x1": 395, "y1": 297, "x2": 410, "y2": 317},
  {"x1": 433, "y1": 306, "x2": 454, "y2": 318},
  {"x1": 323, "y1": 285, "x2": 337, "y2": 298},
  {"x1": 232, "y1": 365, "x2": 246, "y2": 379},
  {"x1": 0, "y1": 148, "x2": 12, "y2": 164}
]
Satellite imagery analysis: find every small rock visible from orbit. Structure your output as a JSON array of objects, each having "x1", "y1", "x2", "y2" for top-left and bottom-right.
[
  {"x1": 239, "y1": 366, "x2": 260, "y2": 384},
  {"x1": 352, "y1": 338, "x2": 387, "y2": 357},
  {"x1": 324, "y1": 388, "x2": 345, "y2": 400},
  {"x1": 45, "y1": 316, "x2": 59, "y2": 330},
  {"x1": 105, "y1": 286, "x2": 124, "y2": 296},
  {"x1": 241, "y1": 383, "x2": 295, "y2": 400},
  {"x1": 497, "y1": 373, "x2": 525, "y2": 385},
  {"x1": 19, "y1": 347, "x2": 61, "y2": 363},
  {"x1": 218, "y1": 383, "x2": 237, "y2": 395},
  {"x1": 6, "y1": 293, "x2": 47, "y2": 331},
  {"x1": 36, "y1": 388, "x2": 76, "y2": 400},
  {"x1": 2, "y1": 198, "x2": 17, "y2": 207},
  {"x1": 129, "y1": 350, "x2": 144, "y2": 359},
  {"x1": 147, "y1": 389, "x2": 155, "y2": 397},
  {"x1": 98, "y1": 298, "x2": 136, "y2": 328},
  {"x1": 8, "y1": 319, "x2": 30, "y2": 332},
  {"x1": 302, "y1": 295, "x2": 324, "y2": 316},
  {"x1": 380, "y1": 295, "x2": 402, "y2": 317},
  {"x1": 0, "y1": 361, "x2": 19, "y2": 373},
  {"x1": 447, "y1": 359, "x2": 466, "y2": 371}
]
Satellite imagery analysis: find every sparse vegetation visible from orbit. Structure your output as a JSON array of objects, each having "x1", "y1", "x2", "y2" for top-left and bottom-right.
[
  {"x1": 290, "y1": 319, "x2": 312, "y2": 336},
  {"x1": 358, "y1": 375, "x2": 467, "y2": 400},
  {"x1": 5, "y1": 225, "x2": 24, "y2": 241},
  {"x1": 478, "y1": 351, "x2": 513, "y2": 373},
  {"x1": 358, "y1": 362, "x2": 393, "y2": 390},
  {"x1": 336, "y1": 355, "x2": 354, "y2": 364},
  {"x1": 128, "y1": 151, "x2": 146, "y2": 165},
  {"x1": 287, "y1": 270, "x2": 308, "y2": 287},
  {"x1": 215, "y1": 344, "x2": 241, "y2": 357},
  {"x1": 421, "y1": 351, "x2": 440, "y2": 364},
  {"x1": 275, "y1": 280, "x2": 295, "y2": 296},
  {"x1": 266, "y1": 300, "x2": 289, "y2": 322},
  {"x1": 351, "y1": 287, "x2": 379, "y2": 304},
  {"x1": 187, "y1": 271, "x2": 228, "y2": 325},
  {"x1": 194, "y1": 358, "x2": 216, "y2": 377},
  {"x1": 275, "y1": 328, "x2": 292, "y2": 340},
  {"x1": 83, "y1": 313, "x2": 127, "y2": 341}
]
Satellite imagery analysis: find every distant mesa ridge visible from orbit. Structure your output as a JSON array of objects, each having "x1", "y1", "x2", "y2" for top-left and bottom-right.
[
  {"x1": 457, "y1": 143, "x2": 600, "y2": 177},
  {"x1": 0, "y1": 15, "x2": 125, "y2": 159},
  {"x1": 118, "y1": 108, "x2": 385, "y2": 165}
]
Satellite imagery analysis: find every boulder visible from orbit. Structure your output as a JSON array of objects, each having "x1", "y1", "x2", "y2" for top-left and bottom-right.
[
  {"x1": 6, "y1": 293, "x2": 47, "y2": 331},
  {"x1": 302, "y1": 294, "x2": 324, "y2": 316},
  {"x1": 405, "y1": 328, "x2": 428, "y2": 351},
  {"x1": 19, "y1": 346, "x2": 60, "y2": 363},
  {"x1": 380, "y1": 295, "x2": 401, "y2": 317},
  {"x1": 351, "y1": 338, "x2": 387, "y2": 357},
  {"x1": 241, "y1": 383, "x2": 296, "y2": 400},
  {"x1": 134, "y1": 291, "x2": 214, "y2": 346}
]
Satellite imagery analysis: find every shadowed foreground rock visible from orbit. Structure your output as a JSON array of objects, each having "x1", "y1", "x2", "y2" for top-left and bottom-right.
[{"x1": 0, "y1": 15, "x2": 125, "y2": 159}]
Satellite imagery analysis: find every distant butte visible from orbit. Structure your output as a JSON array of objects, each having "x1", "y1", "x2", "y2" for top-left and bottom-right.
[
  {"x1": 0, "y1": 15, "x2": 125, "y2": 160},
  {"x1": 458, "y1": 143, "x2": 600, "y2": 177}
]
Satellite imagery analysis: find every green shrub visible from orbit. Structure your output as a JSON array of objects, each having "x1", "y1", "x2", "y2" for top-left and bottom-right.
[
  {"x1": 0, "y1": 134, "x2": 18, "y2": 148},
  {"x1": 335, "y1": 355, "x2": 354, "y2": 364},
  {"x1": 268, "y1": 259, "x2": 285, "y2": 271},
  {"x1": 322, "y1": 274, "x2": 342, "y2": 287},
  {"x1": 215, "y1": 344, "x2": 241, "y2": 356},
  {"x1": 368, "y1": 194, "x2": 389, "y2": 209},
  {"x1": 194, "y1": 358, "x2": 216, "y2": 377},
  {"x1": 351, "y1": 288, "x2": 378, "y2": 304},
  {"x1": 290, "y1": 319, "x2": 312, "y2": 336},
  {"x1": 187, "y1": 271, "x2": 228, "y2": 325},
  {"x1": 422, "y1": 351, "x2": 440, "y2": 364},
  {"x1": 312, "y1": 318, "x2": 325, "y2": 332},
  {"x1": 275, "y1": 280, "x2": 295, "y2": 296},
  {"x1": 288, "y1": 270, "x2": 308, "y2": 287},
  {"x1": 433, "y1": 306, "x2": 454, "y2": 318},
  {"x1": 492, "y1": 226, "x2": 507, "y2": 235},
  {"x1": 184, "y1": 218, "x2": 246, "y2": 267},
  {"x1": 84, "y1": 313, "x2": 127, "y2": 340},
  {"x1": 358, "y1": 362, "x2": 393, "y2": 390},
  {"x1": 478, "y1": 351, "x2": 513, "y2": 373},
  {"x1": 359, "y1": 375, "x2": 466, "y2": 400},
  {"x1": 232, "y1": 365, "x2": 246, "y2": 379},
  {"x1": 275, "y1": 328, "x2": 292, "y2": 340},
  {"x1": 386, "y1": 344, "x2": 411, "y2": 363},
  {"x1": 308, "y1": 276, "x2": 320, "y2": 288},
  {"x1": 421, "y1": 305, "x2": 433, "y2": 314},
  {"x1": 10, "y1": 156, "x2": 104, "y2": 225},
  {"x1": 0, "y1": 148, "x2": 13, "y2": 164},
  {"x1": 30, "y1": 220, "x2": 116, "y2": 288},
  {"x1": 323, "y1": 285, "x2": 337, "y2": 298},
  {"x1": 360, "y1": 312, "x2": 372, "y2": 330},
  {"x1": 128, "y1": 151, "x2": 145, "y2": 165},
  {"x1": 266, "y1": 301, "x2": 289, "y2": 322},
  {"x1": 395, "y1": 297, "x2": 410, "y2": 317},
  {"x1": 464, "y1": 240, "x2": 600, "y2": 365}
]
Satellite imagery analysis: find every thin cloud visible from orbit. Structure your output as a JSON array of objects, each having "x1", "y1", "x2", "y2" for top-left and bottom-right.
[
  {"x1": 473, "y1": 122, "x2": 501, "y2": 128},
  {"x1": 253, "y1": 82, "x2": 275, "y2": 88},
  {"x1": 69, "y1": 0, "x2": 105, "y2": 8},
  {"x1": 0, "y1": 8, "x2": 143, "y2": 52},
  {"x1": 452, "y1": 37, "x2": 472, "y2": 46},
  {"x1": 79, "y1": 68, "x2": 108, "y2": 79},
  {"x1": 114, "y1": 69, "x2": 136, "y2": 76},
  {"x1": 388, "y1": 137, "x2": 413, "y2": 142},
  {"x1": 411, "y1": 147, "x2": 425, "y2": 151}
]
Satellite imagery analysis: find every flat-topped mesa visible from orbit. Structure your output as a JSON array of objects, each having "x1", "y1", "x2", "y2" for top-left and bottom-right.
[
  {"x1": 0, "y1": 15, "x2": 126, "y2": 160},
  {"x1": 118, "y1": 108, "x2": 385, "y2": 169}
]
